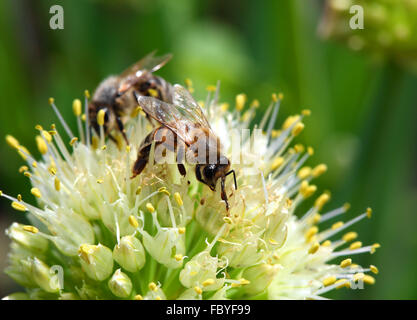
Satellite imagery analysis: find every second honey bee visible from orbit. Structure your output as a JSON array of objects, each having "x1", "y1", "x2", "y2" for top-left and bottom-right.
[
  {"x1": 131, "y1": 84, "x2": 237, "y2": 210},
  {"x1": 88, "y1": 51, "x2": 173, "y2": 144}
]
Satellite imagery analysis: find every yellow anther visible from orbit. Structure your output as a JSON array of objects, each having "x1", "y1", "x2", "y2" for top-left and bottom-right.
[
  {"x1": 42, "y1": 130, "x2": 52, "y2": 143},
  {"x1": 92, "y1": 136, "x2": 99, "y2": 150},
  {"x1": 18, "y1": 146, "x2": 30, "y2": 160},
  {"x1": 312, "y1": 164, "x2": 327, "y2": 177},
  {"x1": 17, "y1": 194, "x2": 22, "y2": 201},
  {"x1": 371, "y1": 243, "x2": 381, "y2": 254},
  {"x1": 134, "y1": 294, "x2": 143, "y2": 300},
  {"x1": 148, "y1": 282, "x2": 158, "y2": 291},
  {"x1": 5, "y1": 135, "x2": 20, "y2": 149},
  {"x1": 97, "y1": 109, "x2": 106, "y2": 126},
  {"x1": 321, "y1": 240, "x2": 332, "y2": 247},
  {"x1": 331, "y1": 221, "x2": 344, "y2": 230},
  {"x1": 173, "y1": 192, "x2": 183, "y2": 206},
  {"x1": 198, "y1": 101, "x2": 205, "y2": 108},
  {"x1": 335, "y1": 279, "x2": 349, "y2": 289},
  {"x1": 32, "y1": 162, "x2": 37, "y2": 168},
  {"x1": 126, "y1": 145, "x2": 131, "y2": 153},
  {"x1": 135, "y1": 187, "x2": 142, "y2": 195},
  {"x1": 48, "y1": 130, "x2": 56, "y2": 136},
  {"x1": 268, "y1": 238, "x2": 279, "y2": 245},
  {"x1": 35, "y1": 125, "x2": 43, "y2": 131},
  {"x1": 194, "y1": 286, "x2": 203, "y2": 295},
  {"x1": 19, "y1": 166, "x2": 29, "y2": 173},
  {"x1": 300, "y1": 181, "x2": 317, "y2": 198},
  {"x1": 294, "y1": 144, "x2": 305, "y2": 153},
  {"x1": 48, "y1": 97, "x2": 55, "y2": 105},
  {"x1": 128, "y1": 215, "x2": 139, "y2": 229},
  {"x1": 366, "y1": 207, "x2": 372, "y2": 218},
  {"x1": 223, "y1": 217, "x2": 233, "y2": 224},
  {"x1": 353, "y1": 273, "x2": 365, "y2": 282},
  {"x1": 235, "y1": 93, "x2": 247, "y2": 111},
  {"x1": 184, "y1": 78, "x2": 193, "y2": 89},
  {"x1": 23, "y1": 225, "x2": 39, "y2": 234},
  {"x1": 340, "y1": 258, "x2": 352, "y2": 268},
  {"x1": 178, "y1": 227, "x2": 186, "y2": 234},
  {"x1": 84, "y1": 90, "x2": 90, "y2": 99},
  {"x1": 96, "y1": 179, "x2": 104, "y2": 184},
  {"x1": 298, "y1": 167, "x2": 311, "y2": 180},
  {"x1": 308, "y1": 242, "x2": 320, "y2": 254},
  {"x1": 148, "y1": 88, "x2": 158, "y2": 97},
  {"x1": 342, "y1": 231, "x2": 357, "y2": 242},
  {"x1": 231, "y1": 282, "x2": 241, "y2": 288},
  {"x1": 69, "y1": 137, "x2": 78, "y2": 146},
  {"x1": 270, "y1": 157, "x2": 284, "y2": 171},
  {"x1": 174, "y1": 254, "x2": 183, "y2": 261},
  {"x1": 155, "y1": 296, "x2": 161, "y2": 300},
  {"x1": 271, "y1": 93, "x2": 278, "y2": 102},
  {"x1": 131, "y1": 106, "x2": 143, "y2": 118},
  {"x1": 72, "y1": 99, "x2": 82, "y2": 116},
  {"x1": 49, "y1": 167, "x2": 57, "y2": 175},
  {"x1": 202, "y1": 279, "x2": 215, "y2": 287},
  {"x1": 54, "y1": 177, "x2": 61, "y2": 191},
  {"x1": 51, "y1": 124, "x2": 56, "y2": 130},
  {"x1": 206, "y1": 85, "x2": 216, "y2": 92},
  {"x1": 315, "y1": 193, "x2": 330, "y2": 211},
  {"x1": 322, "y1": 276, "x2": 336, "y2": 287},
  {"x1": 292, "y1": 122, "x2": 304, "y2": 136},
  {"x1": 278, "y1": 93, "x2": 284, "y2": 100},
  {"x1": 12, "y1": 201, "x2": 27, "y2": 212},
  {"x1": 158, "y1": 187, "x2": 170, "y2": 196},
  {"x1": 24, "y1": 172, "x2": 32, "y2": 178},
  {"x1": 35, "y1": 136, "x2": 48, "y2": 155},
  {"x1": 239, "y1": 278, "x2": 250, "y2": 285},
  {"x1": 363, "y1": 275, "x2": 375, "y2": 285},
  {"x1": 349, "y1": 241, "x2": 362, "y2": 250},
  {"x1": 271, "y1": 129, "x2": 280, "y2": 138},
  {"x1": 312, "y1": 213, "x2": 321, "y2": 224},
  {"x1": 305, "y1": 226, "x2": 319, "y2": 241},
  {"x1": 301, "y1": 109, "x2": 311, "y2": 116},
  {"x1": 30, "y1": 188, "x2": 41, "y2": 198},
  {"x1": 343, "y1": 203, "x2": 351, "y2": 211},
  {"x1": 282, "y1": 115, "x2": 300, "y2": 130},
  {"x1": 100, "y1": 145, "x2": 106, "y2": 151},
  {"x1": 220, "y1": 103, "x2": 229, "y2": 112},
  {"x1": 146, "y1": 203, "x2": 155, "y2": 213},
  {"x1": 250, "y1": 99, "x2": 260, "y2": 108},
  {"x1": 307, "y1": 146, "x2": 314, "y2": 155},
  {"x1": 370, "y1": 265, "x2": 379, "y2": 274}
]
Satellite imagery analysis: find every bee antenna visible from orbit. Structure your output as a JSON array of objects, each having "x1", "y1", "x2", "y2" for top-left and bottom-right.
[{"x1": 226, "y1": 170, "x2": 237, "y2": 190}]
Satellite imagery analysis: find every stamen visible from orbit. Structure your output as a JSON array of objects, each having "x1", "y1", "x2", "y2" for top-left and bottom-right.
[{"x1": 49, "y1": 98, "x2": 74, "y2": 139}]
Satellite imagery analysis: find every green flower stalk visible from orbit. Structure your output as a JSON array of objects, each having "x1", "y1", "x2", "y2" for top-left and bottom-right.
[{"x1": 2, "y1": 81, "x2": 379, "y2": 300}]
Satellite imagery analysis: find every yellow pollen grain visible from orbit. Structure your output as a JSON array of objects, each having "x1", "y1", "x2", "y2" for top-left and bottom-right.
[
  {"x1": 315, "y1": 193, "x2": 330, "y2": 211},
  {"x1": 134, "y1": 295, "x2": 143, "y2": 300},
  {"x1": 128, "y1": 215, "x2": 139, "y2": 229},
  {"x1": 294, "y1": 144, "x2": 305, "y2": 153},
  {"x1": 54, "y1": 177, "x2": 61, "y2": 191},
  {"x1": 331, "y1": 221, "x2": 344, "y2": 230},
  {"x1": 271, "y1": 157, "x2": 284, "y2": 171},
  {"x1": 308, "y1": 242, "x2": 320, "y2": 254},
  {"x1": 235, "y1": 93, "x2": 247, "y2": 111},
  {"x1": 174, "y1": 254, "x2": 183, "y2": 261},
  {"x1": 36, "y1": 136, "x2": 48, "y2": 155},
  {"x1": 305, "y1": 226, "x2": 318, "y2": 241},
  {"x1": 146, "y1": 203, "x2": 155, "y2": 213},
  {"x1": 312, "y1": 164, "x2": 327, "y2": 177},
  {"x1": 178, "y1": 227, "x2": 186, "y2": 234},
  {"x1": 194, "y1": 286, "x2": 203, "y2": 295},
  {"x1": 23, "y1": 225, "x2": 39, "y2": 234},
  {"x1": 12, "y1": 201, "x2": 27, "y2": 212},
  {"x1": 366, "y1": 207, "x2": 372, "y2": 218},
  {"x1": 321, "y1": 240, "x2": 332, "y2": 247},
  {"x1": 271, "y1": 129, "x2": 280, "y2": 138},
  {"x1": 174, "y1": 192, "x2": 183, "y2": 206},
  {"x1": 298, "y1": 166, "x2": 311, "y2": 179},
  {"x1": 84, "y1": 90, "x2": 90, "y2": 99},
  {"x1": 282, "y1": 115, "x2": 300, "y2": 130},
  {"x1": 342, "y1": 231, "x2": 358, "y2": 242},
  {"x1": 148, "y1": 282, "x2": 158, "y2": 291},
  {"x1": 97, "y1": 109, "x2": 106, "y2": 126},
  {"x1": 250, "y1": 99, "x2": 260, "y2": 108},
  {"x1": 301, "y1": 109, "x2": 311, "y2": 116},
  {"x1": 322, "y1": 276, "x2": 336, "y2": 287},
  {"x1": 371, "y1": 243, "x2": 381, "y2": 254},
  {"x1": 5, "y1": 135, "x2": 20, "y2": 149},
  {"x1": 69, "y1": 137, "x2": 78, "y2": 146},
  {"x1": 48, "y1": 97, "x2": 54, "y2": 105},
  {"x1": 340, "y1": 258, "x2": 352, "y2": 268},
  {"x1": 202, "y1": 279, "x2": 215, "y2": 287},
  {"x1": 349, "y1": 241, "x2": 362, "y2": 250},
  {"x1": 17, "y1": 194, "x2": 22, "y2": 201},
  {"x1": 19, "y1": 166, "x2": 29, "y2": 173},
  {"x1": 148, "y1": 88, "x2": 158, "y2": 97},
  {"x1": 292, "y1": 122, "x2": 304, "y2": 136},
  {"x1": 72, "y1": 99, "x2": 82, "y2": 116},
  {"x1": 370, "y1": 265, "x2": 379, "y2": 274},
  {"x1": 158, "y1": 187, "x2": 170, "y2": 196},
  {"x1": 363, "y1": 275, "x2": 375, "y2": 285},
  {"x1": 30, "y1": 188, "x2": 41, "y2": 198}
]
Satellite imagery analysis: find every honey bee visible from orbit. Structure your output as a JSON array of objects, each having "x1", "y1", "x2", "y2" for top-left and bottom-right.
[
  {"x1": 88, "y1": 51, "x2": 173, "y2": 144},
  {"x1": 131, "y1": 84, "x2": 237, "y2": 210}
]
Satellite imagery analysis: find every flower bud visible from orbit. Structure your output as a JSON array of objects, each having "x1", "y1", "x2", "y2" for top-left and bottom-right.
[
  {"x1": 78, "y1": 243, "x2": 113, "y2": 281},
  {"x1": 28, "y1": 257, "x2": 61, "y2": 293},
  {"x1": 108, "y1": 269, "x2": 132, "y2": 298},
  {"x1": 6, "y1": 223, "x2": 48, "y2": 254},
  {"x1": 113, "y1": 236, "x2": 146, "y2": 272},
  {"x1": 241, "y1": 263, "x2": 280, "y2": 295}
]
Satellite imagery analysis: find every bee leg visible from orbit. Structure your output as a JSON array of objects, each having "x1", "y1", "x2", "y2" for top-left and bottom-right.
[
  {"x1": 115, "y1": 115, "x2": 129, "y2": 145},
  {"x1": 177, "y1": 164, "x2": 186, "y2": 176},
  {"x1": 221, "y1": 177, "x2": 230, "y2": 212}
]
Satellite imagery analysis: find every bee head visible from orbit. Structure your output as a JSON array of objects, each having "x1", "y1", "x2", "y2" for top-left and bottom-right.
[{"x1": 198, "y1": 156, "x2": 231, "y2": 191}]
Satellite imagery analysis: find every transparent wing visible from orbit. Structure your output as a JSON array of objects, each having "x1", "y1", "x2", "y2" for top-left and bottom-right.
[{"x1": 121, "y1": 51, "x2": 172, "y2": 78}]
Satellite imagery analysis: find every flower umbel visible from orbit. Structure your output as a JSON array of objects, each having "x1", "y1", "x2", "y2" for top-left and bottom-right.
[{"x1": 2, "y1": 83, "x2": 379, "y2": 300}]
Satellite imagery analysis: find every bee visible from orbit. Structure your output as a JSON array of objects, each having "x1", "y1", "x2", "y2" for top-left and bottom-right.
[
  {"x1": 131, "y1": 84, "x2": 237, "y2": 210},
  {"x1": 88, "y1": 51, "x2": 173, "y2": 144}
]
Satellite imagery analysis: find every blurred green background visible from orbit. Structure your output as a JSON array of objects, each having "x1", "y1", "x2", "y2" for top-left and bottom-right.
[{"x1": 0, "y1": 0, "x2": 416, "y2": 299}]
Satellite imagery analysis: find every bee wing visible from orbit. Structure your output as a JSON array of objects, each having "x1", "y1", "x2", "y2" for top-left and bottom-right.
[
  {"x1": 135, "y1": 84, "x2": 215, "y2": 145},
  {"x1": 120, "y1": 51, "x2": 172, "y2": 78}
]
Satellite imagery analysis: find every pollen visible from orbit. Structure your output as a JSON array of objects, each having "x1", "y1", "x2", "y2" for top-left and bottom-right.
[
  {"x1": 315, "y1": 193, "x2": 330, "y2": 211},
  {"x1": 366, "y1": 207, "x2": 372, "y2": 218},
  {"x1": 54, "y1": 177, "x2": 61, "y2": 191},
  {"x1": 72, "y1": 99, "x2": 82, "y2": 116},
  {"x1": 322, "y1": 276, "x2": 336, "y2": 287},
  {"x1": 5, "y1": 135, "x2": 20, "y2": 149},
  {"x1": 134, "y1": 295, "x2": 143, "y2": 300},
  {"x1": 174, "y1": 192, "x2": 183, "y2": 206},
  {"x1": 312, "y1": 164, "x2": 327, "y2": 177},
  {"x1": 148, "y1": 88, "x2": 158, "y2": 97},
  {"x1": 298, "y1": 166, "x2": 311, "y2": 179},
  {"x1": 331, "y1": 221, "x2": 344, "y2": 230},
  {"x1": 305, "y1": 226, "x2": 318, "y2": 241},
  {"x1": 300, "y1": 180, "x2": 317, "y2": 198},
  {"x1": 370, "y1": 265, "x2": 379, "y2": 274},
  {"x1": 349, "y1": 241, "x2": 362, "y2": 250},
  {"x1": 271, "y1": 157, "x2": 284, "y2": 171},
  {"x1": 19, "y1": 166, "x2": 28, "y2": 173},
  {"x1": 11, "y1": 201, "x2": 27, "y2": 212},
  {"x1": 97, "y1": 110, "x2": 106, "y2": 127},
  {"x1": 308, "y1": 242, "x2": 320, "y2": 254},
  {"x1": 148, "y1": 282, "x2": 158, "y2": 291},
  {"x1": 35, "y1": 136, "x2": 48, "y2": 155},
  {"x1": 342, "y1": 231, "x2": 358, "y2": 242},
  {"x1": 340, "y1": 258, "x2": 352, "y2": 268},
  {"x1": 128, "y1": 215, "x2": 139, "y2": 229},
  {"x1": 292, "y1": 122, "x2": 305, "y2": 136},
  {"x1": 363, "y1": 275, "x2": 375, "y2": 285},
  {"x1": 194, "y1": 286, "x2": 203, "y2": 295},
  {"x1": 202, "y1": 279, "x2": 215, "y2": 287},
  {"x1": 282, "y1": 115, "x2": 300, "y2": 130},
  {"x1": 30, "y1": 188, "x2": 42, "y2": 198},
  {"x1": 69, "y1": 137, "x2": 78, "y2": 146},
  {"x1": 146, "y1": 203, "x2": 155, "y2": 213},
  {"x1": 235, "y1": 93, "x2": 247, "y2": 111},
  {"x1": 371, "y1": 243, "x2": 381, "y2": 254},
  {"x1": 307, "y1": 146, "x2": 314, "y2": 155},
  {"x1": 23, "y1": 225, "x2": 39, "y2": 234}
]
